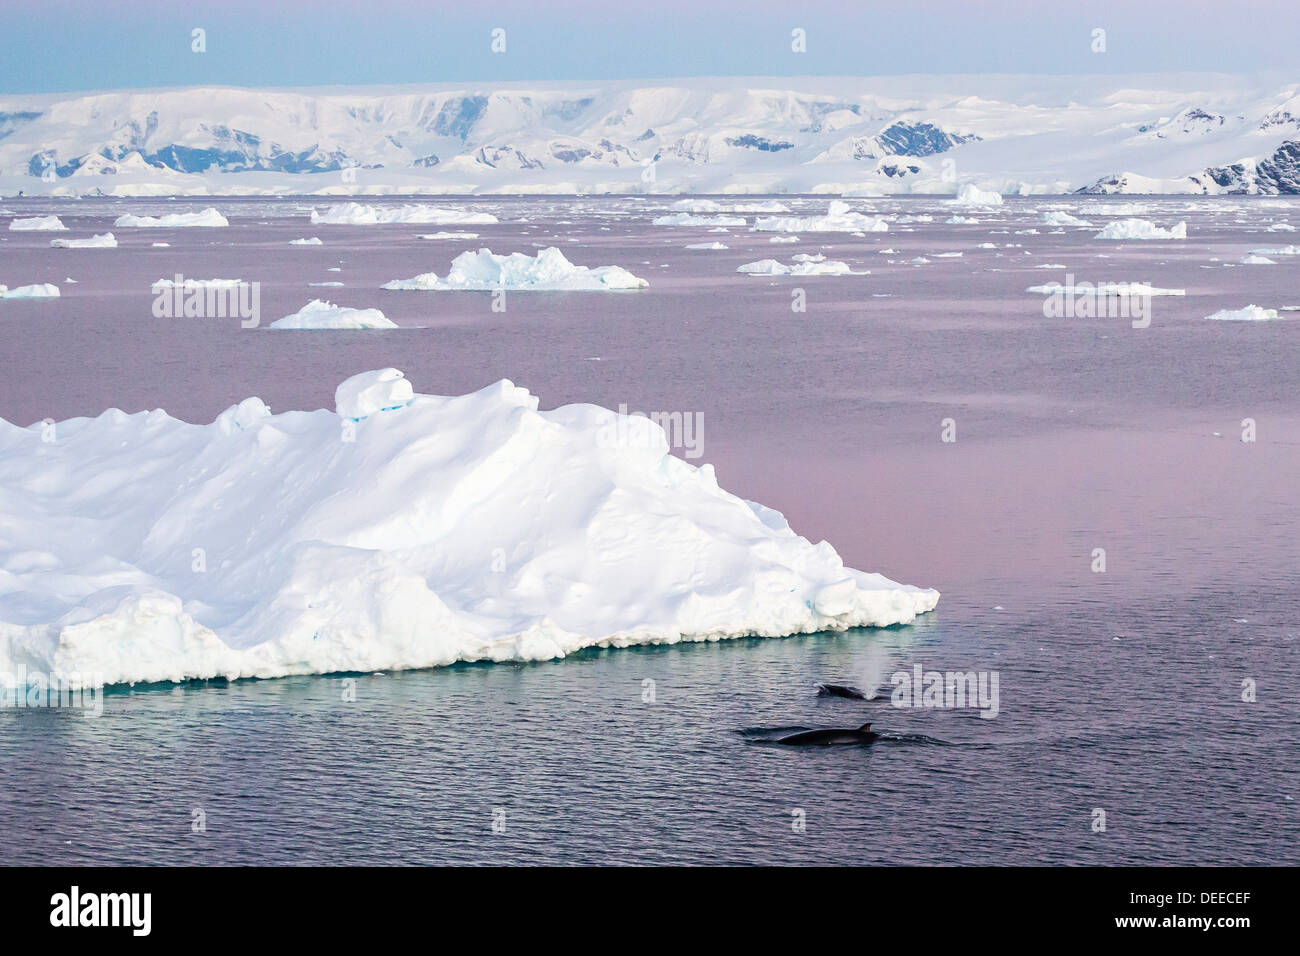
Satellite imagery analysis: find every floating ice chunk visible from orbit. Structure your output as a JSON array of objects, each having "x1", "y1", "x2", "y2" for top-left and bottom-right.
[
  {"x1": 1043, "y1": 211, "x2": 1091, "y2": 226},
  {"x1": 290, "y1": 237, "x2": 323, "y2": 245},
  {"x1": 0, "y1": 371, "x2": 938, "y2": 687},
  {"x1": 9, "y1": 215, "x2": 67, "y2": 231},
  {"x1": 685, "y1": 241, "x2": 729, "y2": 250},
  {"x1": 382, "y1": 247, "x2": 648, "y2": 291},
  {"x1": 768, "y1": 235, "x2": 800, "y2": 243},
  {"x1": 114, "y1": 207, "x2": 229, "y2": 228},
  {"x1": 151, "y1": 242, "x2": 170, "y2": 247},
  {"x1": 752, "y1": 200, "x2": 887, "y2": 233},
  {"x1": 50, "y1": 232, "x2": 117, "y2": 248},
  {"x1": 948, "y1": 184, "x2": 1003, "y2": 207},
  {"x1": 1205, "y1": 305, "x2": 1280, "y2": 321},
  {"x1": 946, "y1": 215, "x2": 979, "y2": 224},
  {"x1": 1250, "y1": 245, "x2": 1300, "y2": 255},
  {"x1": 334, "y1": 368, "x2": 414, "y2": 418},
  {"x1": 1266, "y1": 222, "x2": 1295, "y2": 232},
  {"x1": 310, "y1": 203, "x2": 498, "y2": 225},
  {"x1": 1241, "y1": 255, "x2": 1276, "y2": 265},
  {"x1": 151, "y1": 277, "x2": 244, "y2": 290},
  {"x1": 0, "y1": 283, "x2": 61, "y2": 299},
  {"x1": 268, "y1": 299, "x2": 398, "y2": 329},
  {"x1": 669, "y1": 199, "x2": 789, "y2": 213},
  {"x1": 418, "y1": 231, "x2": 479, "y2": 240},
  {"x1": 1095, "y1": 219, "x2": 1187, "y2": 240}
]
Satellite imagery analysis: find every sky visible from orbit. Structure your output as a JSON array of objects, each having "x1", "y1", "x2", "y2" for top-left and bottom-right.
[{"x1": 1, "y1": 0, "x2": 1296, "y2": 94}]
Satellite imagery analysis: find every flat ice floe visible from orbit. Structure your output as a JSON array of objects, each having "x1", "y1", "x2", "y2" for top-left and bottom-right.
[
  {"x1": 1095, "y1": 219, "x2": 1187, "y2": 240},
  {"x1": 685, "y1": 241, "x2": 729, "y2": 250},
  {"x1": 310, "y1": 203, "x2": 498, "y2": 225},
  {"x1": 382, "y1": 246, "x2": 648, "y2": 291},
  {"x1": 289, "y1": 237, "x2": 323, "y2": 245},
  {"x1": 268, "y1": 299, "x2": 397, "y2": 329},
  {"x1": 1205, "y1": 305, "x2": 1280, "y2": 321},
  {"x1": 114, "y1": 208, "x2": 229, "y2": 228},
  {"x1": 0, "y1": 283, "x2": 61, "y2": 299},
  {"x1": 652, "y1": 213, "x2": 747, "y2": 227},
  {"x1": 752, "y1": 200, "x2": 887, "y2": 233},
  {"x1": 50, "y1": 233, "x2": 117, "y2": 248},
  {"x1": 1250, "y1": 245, "x2": 1300, "y2": 255},
  {"x1": 418, "y1": 231, "x2": 479, "y2": 240},
  {"x1": 1026, "y1": 281, "x2": 1185, "y2": 296},
  {"x1": 0, "y1": 370, "x2": 939, "y2": 687},
  {"x1": 9, "y1": 215, "x2": 67, "y2": 231}
]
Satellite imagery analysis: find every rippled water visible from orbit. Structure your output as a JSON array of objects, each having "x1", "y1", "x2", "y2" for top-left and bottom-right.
[{"x1": 1, "y1": 195, "x2": 1297, "y2": 864}]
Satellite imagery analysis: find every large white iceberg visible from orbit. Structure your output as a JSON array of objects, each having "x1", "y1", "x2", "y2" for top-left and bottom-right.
[
  {"x1": 50, "y1": 233, "x2": 117, "y2": 248},
  {"x1": 268, "y1": 299, "x2": 398, "y2": 329},
  {"x1": 383, "y1": 247, "x2": 648, "y2": 291},
  {"x1": 9, "y1": 215, "x2": 67, "y2": 231},
  {"x1": 1095, "y1": 219, "x2": 1187, "y2": 240},
  {"x1": 114, "y1": 207, "x2": 229, "y2": 228},
  {"x1": 0, "y1": 371, "x2": 939, "y2": 687},
  {"x1": 310, "y1": 203, "x2": 498, "y2": 225},
  {"x1": 737, "y1": 258, "x2": 860, "y2": 276},
  {"x1": 752, "y1": 200, "x2": 888, "y2": 233}
]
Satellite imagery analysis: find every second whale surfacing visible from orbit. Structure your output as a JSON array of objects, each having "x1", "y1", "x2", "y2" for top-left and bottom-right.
[{"x1": 775, "y1": 723, "x2": 879, "y2": 746}]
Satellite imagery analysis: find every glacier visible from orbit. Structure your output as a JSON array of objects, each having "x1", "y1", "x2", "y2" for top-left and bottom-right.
[
  {"x1": 5, "y1": 74, "x2": 1299, "y2": 196},
  {"x1": 0, "y1": 371, "x2": 939, "y2": 688}
]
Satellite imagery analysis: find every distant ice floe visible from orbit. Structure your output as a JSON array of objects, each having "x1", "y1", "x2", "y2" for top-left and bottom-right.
[
  {"x1": 685, "y1": 241, "x2": 729, "y2": 250},
  {"x1": 418, "y1": 231, "x2": 479, "y2": 240},
  {"x1": 382, "y1": 247, "x2": 648, "y2": 291},
  {"x1": 652, "y1": 213, "x2": 747, "y2": 227},
  {"x1": 1095, "y1": 219, "x2": 1187, "y2": 240},
  {"x1": 1205, "y1": 305, "x2": 1280, "y2": 321},
  {"x1": 946, "y1": 215, "x2": 979, "y2": 224},
  {"x1": 290, "y1": 237, "x2": 323, "y2": 245},
  {"x1": 8, "y1": 215, "x2": 66, "y2": 231},
  {"x1": 114, "y1": 207, "x2": 229, "y2": 228},
  {"x1": 1251, "y1": 245, "x2": 1300, "y2": 255},
  {"x1": 310, "y1": 203, "x2": 498, "y2": 226},
  {"x1": 1241, "y1": 255, "x2": 1276, "y2": 265},
  {"x1": 151, "y1": 277, "x2": 244, "y2": 290},
  {"x1": 0, "y1": 283, "x2": 61, "y2": 299},
  {"x1": 1043, "y1": 211, "x2": 1092, "y2": 227},
  {"x1": 737, "y1": 257, "x2": 862, "y2": 276},
  {"x1": 947, "y1": 184, "x2": 1003, "y2": 207},
  {"x1": 50, "y1": 233, "x2": 117, "y2": 249},
  {"x1": 1026, "y1": 281, "x2": 1185, "y2": 296},
  {"x1": 0, "y1": 369, "x2": 938, "y2": 687},
  {"x1": 752, "y1": 200, "x2": 887, "y2": 233},
  {"x1": 1266, "y1": 222, "x2": 1295, "y2": 232},
  {"x1": 768, "y1": 235, "x2": 800, "y2": 243},
  {"x1": 268, "y1": 299, "x2": 398, "y2": 329},
  {"x1": 669, "y1": 199, "x2": 790, "y2": 214}
]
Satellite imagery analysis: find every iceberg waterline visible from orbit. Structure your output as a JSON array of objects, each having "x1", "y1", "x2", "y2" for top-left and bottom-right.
[{"x1": 0, "y1": 370, "x2": 939, "y2": 689}]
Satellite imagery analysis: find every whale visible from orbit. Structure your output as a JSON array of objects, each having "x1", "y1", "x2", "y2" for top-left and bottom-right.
[
  {"x1": 815, "y1": 683, "x2": 868, "y2": 700},
  {"x1": 775, "y1": 722, "x2": 879, "y2": 746}
]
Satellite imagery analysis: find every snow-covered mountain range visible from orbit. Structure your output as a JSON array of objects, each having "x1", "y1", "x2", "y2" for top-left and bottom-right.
[{"x1": 2, "y1": 73, "x2": 1298, "y2": 196}]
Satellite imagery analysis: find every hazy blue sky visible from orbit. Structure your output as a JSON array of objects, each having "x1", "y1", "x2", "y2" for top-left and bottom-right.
[{"x1": 1, "y1": 0, "x2": 1295, "y2": 94}]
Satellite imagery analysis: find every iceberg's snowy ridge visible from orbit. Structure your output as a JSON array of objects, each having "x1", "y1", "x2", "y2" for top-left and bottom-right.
[
  {"x1": 0, "y1": 371, "x2": 939, "y2": 688},
  {"x1": 114, "y1": 207, "x2": 228, "y2": 228},
  {"x1": 310, "y1": 202, "x2": 497, "y2": 225}
]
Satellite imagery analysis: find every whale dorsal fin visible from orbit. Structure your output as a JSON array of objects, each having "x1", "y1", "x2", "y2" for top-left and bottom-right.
[{"x1": 858, "y1": 722, "x2": 872, "y2": 732}]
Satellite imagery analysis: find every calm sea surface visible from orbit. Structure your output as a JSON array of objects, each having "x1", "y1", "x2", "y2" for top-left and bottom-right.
[{"x1": 1, "y1": 195, "x2": 1296, "y2": 864}]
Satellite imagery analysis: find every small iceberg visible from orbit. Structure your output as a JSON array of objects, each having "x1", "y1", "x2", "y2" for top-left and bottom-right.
[
  {"x1": 1095, "y1": 219, "x2": 1187, "y2": 240},
  {"x1": 948, "y1": 184, "x2": 1003, "y2": 207},
  {"x1": 9, "y1": 215, "x2": 67, "y2": 231},
  {"x1": 268, "y1": 299, "x2": 398, "y2": 329},
  {"x1": 114, "y1": 208, "x2": 229, "y2": 228},
  {"x1": 752, "y1": 200, "x2": 887, "y2": 233},
  {"x1": 382, "y1": 247, "x2": 648, "y2": 291},
  {"x1": 0, "y1": 283, "x2": 61, "y2": 299},
  {"x1": 1205, "y1": 305, "x2": 1280, "y2": 322},
  {"x1": 50, "y1": 233, "x2": 117, "y2": 249},
  {"x1": 290, "y1": 237, "x2": 323, "y2": 245}
]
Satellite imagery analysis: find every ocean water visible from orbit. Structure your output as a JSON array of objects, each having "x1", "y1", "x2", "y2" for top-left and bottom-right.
[{"x1": 1, "y1": 195, "x2": 1297, "y2": 864}]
